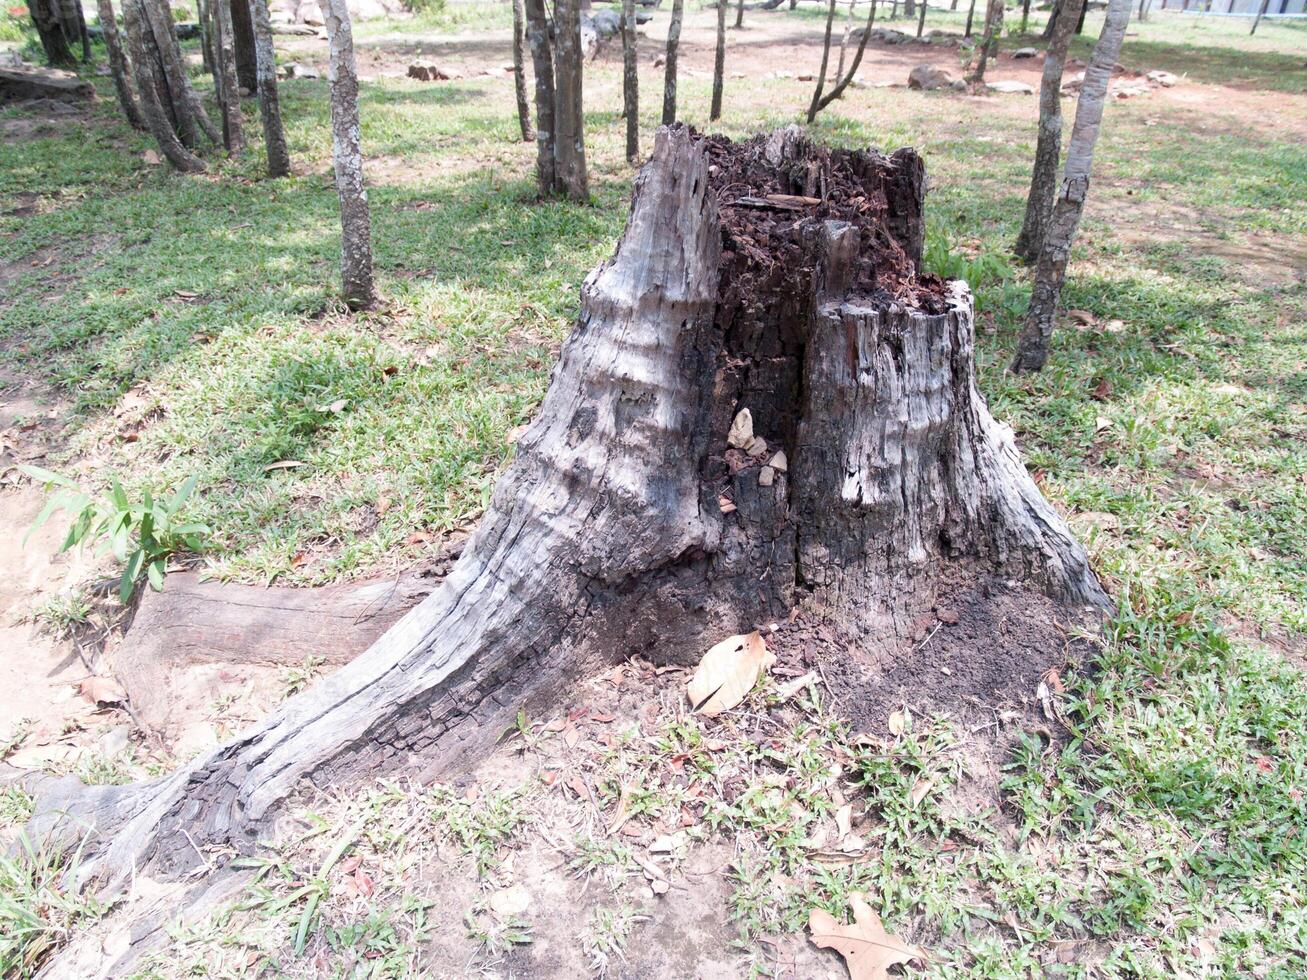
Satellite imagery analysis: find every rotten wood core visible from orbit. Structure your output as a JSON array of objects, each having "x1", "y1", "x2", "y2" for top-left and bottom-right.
[{"x1": 28, "y1": 129, "x2": 1105, "y2": 967}]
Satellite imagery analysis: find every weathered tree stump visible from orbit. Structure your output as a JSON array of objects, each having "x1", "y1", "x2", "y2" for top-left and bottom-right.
[{"x1": 29, "y1": 127, "x2": 1105, "y2": 967}]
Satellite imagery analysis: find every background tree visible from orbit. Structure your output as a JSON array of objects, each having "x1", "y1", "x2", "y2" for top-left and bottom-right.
[
  {"x1": 29, "y1": 0, "x2": 78, "y2": 65},
  {"x1": 524, "y1": 0, "x2": 557, "y2": 195},
  {"x1": 1250, "y1": 0, "x2": 1270, "y2": 33},
  {"x1": 915, "y1": 0, "x2": 927, "y2": 37},
  {"x1": 1014, "y1": 0, "x2": 1086, "y2": 263},
  {"x1": 807, "y1": 0, "x2": 840, "y2": 123},
  {"x1": 319, "y1": 0, "x2": 376, "y2": 309},
  {"x1": 552, "y1": 0, "x2": 588, "y2": 201},
  {"x1": 511, "y1": 0, "x2": 535, "y2": 142},
  {"x1": 808, "y1": 0, "x2": 875, "y2": 120},
  {"x1": 734, "y1": 0, "x2": 744, "y2": 28},
  {"x1": 964, "y1": 0, "x2": 977, "y2": 36},
  {"x1": 662, "y1": 0, "x2": 684, "y2": 124},
  {"x1": 968, "y1": 0, "x2": 1002, "y2": 83},
  {"x1": 97, "y1": 0, "x2": 145, "y2": 130},
  {"x1": 229, "y1": 0, "x2": 258, "y2": 92},
  {"x1": 710, "y1": 0, "x2": 727, "y2": 121},
  {"x1": 1012, "y1": 0, "x2": 1130, "y2": 372},
  {"x1": 250, "y1": 0, "x2": 290, "y2": 176},
  {"x1": 622, "y1": 0, "x2": 639, "y2": 160},
  {"x1": 214, "y1": 0, "x2": 247, "y2": 152}
]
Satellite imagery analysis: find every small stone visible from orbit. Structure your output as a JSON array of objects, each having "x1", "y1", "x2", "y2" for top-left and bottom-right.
[
  {"x1": 908, "y1": 64, "x2": 954, "y2": 91},
  {"x1": 950, "y1": 79, "x2": 967, "y2": 92},
  {"x1": 768, "y1": 451, "x2": 788, "y2": 473},
  {"x1": 99, "y1": 725, "x2": 132, "y2": 757},
  {"x1": 718, "y1": 495, "x2": 737, "y2": 515},
  {"x1": 985, "y1": 80, "x2": 1036, "y2": 95},
  {"x1": 1146, "y1": 69, "x2": 1178, "y2": 87},
  {"x1": 727, "y1": 408, "x2": 754, "y2": 450},
  {"x1": 746, "y1": 435, "x2": 768, "y2": 457},
  {"x1": 758, "y1": 466, "x2": 775, "y2": 487},
  {"x1": 937, "y1": 608, "x2": 960, "y2": 625},
  {"x1": 651, "y1": 879, "x2": 670, "y2": 895}
]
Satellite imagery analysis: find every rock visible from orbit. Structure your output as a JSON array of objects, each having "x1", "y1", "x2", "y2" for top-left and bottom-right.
[
  {"x1": 908, "y1": 64, "x2": 954, "y2": 91},
  {"x1": 768, "y1": 451, "x2": 788, "y2": 473},
  {"x1": 1112, "y1": 83, "x2": 1148, "y2": 99},
  {"x1": 727, "y1": 409, "x2": 754, "y2": 450},
  {"x1": 950, "y1": 78, "x2": 967, "y2": 92},
  {"x1": 281, "y1": 62, "x2": 320, "y2": 79},
  {"x1": 758, "y1": 466, "x2": 775, "y2": 488},
  {"x1": 746, "y1": 435, "x2": 768, "y2": 457},
  {"x1": 0, "y1": 67, "x2": 96, "y2": 105},
  {"x1": 99, "y1": 725, "x2": 132, "y2": 757},
  {"x1": 1146, "y1": 69, "x2": 1178, "y2": 87},
  {"x1": 986, "y1": 79, "x2": 1035, "y2": 95},
  {"x1": 1062, "y1": 69, "x2": 1086, "y2": 93},
  {"x1": 1012, "y1": 46, "x2": 1039, "y2": 58}
]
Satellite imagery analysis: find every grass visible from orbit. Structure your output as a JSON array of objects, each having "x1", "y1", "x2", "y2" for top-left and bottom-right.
[{"x1": 0, "y1": 1, "x2": 1304, "y2": 976}]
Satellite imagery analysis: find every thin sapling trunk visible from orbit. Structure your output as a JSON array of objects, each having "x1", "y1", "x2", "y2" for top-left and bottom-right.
[
  {"x1": 250, "y1": 0, "x2": 290, "y2": 176},
  {"x1": 710, "y1": 0, "x2": 727, "y2": 120},
  {"x1": 512, "y1": 0, "x2": 535, "y2": 142},
  {"x1": 662, "y1": 0, "x2": 683, "y2": 124},
  {"x1": 623, "y1": 0, "x2": 640, "y2": 159}
]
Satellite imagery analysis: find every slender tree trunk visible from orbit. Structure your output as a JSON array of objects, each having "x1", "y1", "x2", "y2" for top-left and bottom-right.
[
  {"x1": 1249, "y1": 0, "x2": 1269, "y2": 32},
  {"x1": 806, "y1": 0, "x2": 838, "y2": 122},
  {"x1": 662, "y1": 0, "x2": 683, "y2": 124},
  {"x1": 230, "y1": 0, "x2": 258, "y2": 91},
  {"x1": 552, "y1": 0, "x2": 588, "y2": 202},
  {"x1": 140, "y1": 0, "x2": 221, "y2": 146},
  {"x1": 905, "y1": 0, "x2": 915, "y2": 15},
  {"x1": 250, "y1": 0, "x2": 290, "y2": 176},
  {"x1": 122, "y1": 0, "x2": 206, "y2": 171},
  {"x1": 1021, "y1": 0, "x2": 1031, "y2": 30},
  {"x1": 811, "y1": 0, "x2": 875, "y2": 115},
  {"x1": 623, "y1": 0, "x2": 640, "y2": 158},
  {"x1": 70, "y1": 0, "x2": 93, "y2": 61},
  {"x1": 214, "y1": 0, "x2": 247, "y2": 152},
  {"x1": 29, "y1": 0, "x2": 78, "y2": 66},
  {"x1": 835, "y1": 0, "x2": 855, "y2": 80},
  {"x1": 916, "y1": 0, "x2": 927, "y2": 36},
  {"x1": 951, "y1": 0, "x2": 959, "y2": 11},
  {"x1": 524, "y1": 0, "x2": 557, "y2": 195},
  {"x1": 1075, "y1": 0, "x2": 1087, "y2": 32},
  {"x1": 964, "y1": 0, "x2": 977, "y2": 35},
  {"x1": 28, "y1": 133, "x2": 1106, "y2": 962},
  {"x1": 969, "y1": 0, "x2": 1002, "y2": 82},
  {"x1": 98, "y1": 0, "x2": 146, "y2": 129},
  {"x1": 1012, "y1": 0, "x2": 1130, "y2": 372},
  {"x1": 512, "y1": 0, "x2": 535, "y2": 142},
  {"x1": 735, "y1": 0, "x2": 745, "y2": 28},
  {"x1": 710, "y1": 0, "x2": 727, "y2": 120},
  {"x1": 319, "y1": 0, "x2": 376, "y2": 310},
  {"x1": 1014, "y1": 0, "x2": 1085, "y2": 263},
  {"x1": 1042, "y1": 0, "x2": 1060, "y2": 38},
  {"x1": 197, "y1": 0, "x2": 213, "y2": 72}
]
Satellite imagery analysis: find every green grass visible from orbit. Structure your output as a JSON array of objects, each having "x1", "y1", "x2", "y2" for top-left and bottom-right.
[{"x1": 0, "y1": 4, "x2": 1305, "y2": 975}]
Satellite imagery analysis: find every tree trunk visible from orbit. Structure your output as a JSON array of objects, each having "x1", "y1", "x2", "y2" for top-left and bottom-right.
[
  {"x1": 623, "y1": 0, "x2": 640, "y2": 159},
  {"x1": 524, "y1": 0, "x2": 556, "y2": 196},
  {"x1": 806, "y1": 0, "x2": 838, "y2": 122},
  {"x1": 834, "y1": 0, "x2": 855, "y2": 80},
  {"x1": 969, "y1": 0, "x2": 1002, "y2": 82},
  {"x1": 710, "y1": 0, "x2": 727, "y2": 120},
  {"x1": 214, "y1": 0, "x2": 247, "y2": 152},
  {"x1": 29, "y1": 0, "x2": 77, "y2": 66},
  {"x1": 230, "y1": 0, "x2": 258, "y2": 91},
  {"x1": 319, "y1": 0, "x2": 376, "y2": 310},
  {"x1": 916, "y1": 0, "x2": 927, "y2": 36},
  {"x1": 1014, "y1": 0, "x2": 1085, "y2": 264},
  {"x1": 1042, "y1": 0, "x2": 1059, "y2": 38},
  {"x1": 1021, "y1": 0, "x2": 1031, "y2": 31},
  {"x1": 29, "y1": 131, "x2": 1105, "y2": 966},
  {"x1": 98, "y1": 0, "x2": 146, "y2": 129},
  {"x1": 1075, "y1": 0, "x2": 1087, "y2": 32},
  {"x1": 512, "y1": 0, "x2": 535, "y2": 142},
  {"x1": 197, "y1": 0, "x2": 213, "y2": 72},
  {"x1": 138, "y1": 0, "x2": 221, "y2": 146},
  {"x1": 68, "y1": 0, "x2": 92, "y2": 62},
  {"x1": 552, "y1": 0, "x2": 588, "y2": 202},
  {"x1": 661, "y1": 0, "x2": 683, "y2": 124},
  {"x1": 1012, "y1": 0, "x2": 1129, "y2": 372},
  {"x1": 810, "y1": 0, "x2": 875, "y2": 116},
  {"x1": 905, "y1": 0, "x2": 915, "y2": 15},
  {"x1": 964, "y1": 0, "x2": 976, "y2": 35},
  {"x1": 1249, "y1": 0, "x2": 1269, "y2": 32},
  {"x1": 250, "y1": 0, "x2": 290, "y2": 176},
  {"x1": 121, "y1": 0, "x2": 207, "y2": 171},
  {"x1": 735, "y1": 0, "x2": 745, "y2": 27}
]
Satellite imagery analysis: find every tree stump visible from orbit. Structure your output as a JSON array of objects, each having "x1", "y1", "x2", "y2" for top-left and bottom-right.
[{"x1": 28, "y1": 128, "x2": 1106, "y2": 954}]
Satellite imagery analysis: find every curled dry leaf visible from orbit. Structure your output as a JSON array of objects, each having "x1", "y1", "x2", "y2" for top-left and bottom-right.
[
  {"x1": 686, "y1": 631, "x2": 774, "y2": 716},
  {"x1": 808, "y1": 892, "x2": 925, "y2": 980},
  {"x1": 79, "y1": 675, "x2": 128, "y2": 706},
  {"x1": 887, "y1": 707, "x2": 910, "y2": 737}
]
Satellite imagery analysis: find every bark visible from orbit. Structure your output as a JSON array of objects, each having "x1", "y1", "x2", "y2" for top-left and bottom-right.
[
  {"x1": 230, "y1": 0, "x2": 258, "y2": 91},
  {"x1": 1042, "y1": 0, "x2": 1060, "y2": 38},
  {"x1": 250, "y1": 0, "x2": 290, "y2": 176},
  {"x1": 710, "y1": 0, "x2": 727, "y2": 120},
  {"x1": 1021, "y1": 0, "x2": 1031, "y2": 31},
  {"x1": 97, "y1": 0, "x2": 146, "y2": 129},
  {"x1": 68, "y1": 0, "x2": 92, "y2": 62},
  {"x1": 916, "y1": 0, "x2": 927, "y2": 37},
  {"x1": 904, "y1": 0, "x2": 915, "y2": 15},
  {"x1": 29, "y1": 0, "x2": 78, "y2": 66},
  {"x1": 214, "y1": 0, "x2": 247, "y2": 152},
  {"x1": 1014, "y1": 0, "x2": 1085, "y2": 264},
  {"x1": 964, "y1": 0, "x2": 976, "y2": 35},
  {"x1": 1250, "y1": 0, "x2": 1269, "y2": 32},
  {"x1": 30, "y1": 133, "x2": 1105, "y2": 972},
  {"x1": 806, "y1": 0, "x2": 839, "y2": 123},
  {"x1": 319, "y1": 0, "x2": 376, "y2": 309},
  {"x1": 661, "y1": 0, "x2": 683, "y2": 124},
  {"x1": 552, "y1": 0, "x2": 589, "y2": 202},
  {"x1": 834, "y1": 0, "x2": 855, "y2": 80},
  {"x1": 197, "y1": 0, "x2": 213, "y2": 72},
  {"x1": 969, "y1": 0, "x2": 1002, "y2": 83},
  {"x1": 623, "y1": 0, "x2": 640, "y2": 159},
  {"x1": 122, "y1": 0, "x2": 206, "y2": 171},
  {"x1": 735, "y1": 0, "x2": 745, "y2": 27},
  {"x1": 1012, "y1": 0, "x2": 1130, "y2": 372},
  {"x1": 811, "y1": 0, "x2": 874, "y2": 116},
  {"x1": 139, "y1": 0, "x2": 221, "y2": 146},
  {"x1": 512, "y1": 0, "x2": 535, "y2": 142},
  {"x1": 1075, "y1": 0, "x2": 1087, "y2": 32},
  {"x1": 525, "y1": 0, "x2": 556, "y2": 195}
]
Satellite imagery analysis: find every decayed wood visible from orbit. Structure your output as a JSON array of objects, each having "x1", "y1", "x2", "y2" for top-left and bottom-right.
[
  {"x1": 31, "y1": 130, "x2": 1105, "y2": 975},
  {"x1": 249, "y1": 0, "x2": 290, "y2": 176},
  {"x1": 1013, "y1": 0, "x2": 1129, "y2": 372},
  {"x1": 1014, "y1": 0, "x2": 1086, "y2": 264},
  {"x1": 661, "y1": 0, "x2": 683, "y2": 124},
  {"x1": 319, "y1": 0, "x2": 376, "y2": 309}
]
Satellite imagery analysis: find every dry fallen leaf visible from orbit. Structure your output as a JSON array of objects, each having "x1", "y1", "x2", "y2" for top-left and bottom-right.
[
  {"x1": 887, "y1": 708, "x2": 910, "y2": 737},
  {"x1": 489, "y1": 884, "x2": 531, "y2": 918},
  {"x1": 79, "y1": 675, "x2": 128, "y2": 706},
  {"x1": 686, "y1": 631, "x2": 774, "y2": 716},
  {"x1": 808, "y1": 892, "x2": 926, "y2": 980}
]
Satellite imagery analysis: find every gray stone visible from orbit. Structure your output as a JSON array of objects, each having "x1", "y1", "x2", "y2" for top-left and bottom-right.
[
  {"x1": 1012, "y1": 46, "x2": 1040, "y2": 58},
  {"x1": 986, "y1": 79, "x2": 1036, "y2": 95},
  {"x1": 908, "y1": 64, "x2": 954, "y2": 91}
]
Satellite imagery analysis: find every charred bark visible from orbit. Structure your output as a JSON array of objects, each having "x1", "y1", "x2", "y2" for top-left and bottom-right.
[
  {"x1": 622, "y1": 0, "x2": 640, "y2": 160},
  {"x1": 250, "y1": 0, "x2": 290, "y2": 176},
  {"x1": 320, "y1": 0, "x2": 376, "y2": 309},
  {"x1": 1014, "y1": 0, "x2": 1085, "y2": 263},
  {"x1": 512, "y1": 0, "x2": 536, "y2": 142},
  {"x1": 661, "y1": 0, "x2": 683, "y2": 124},
  {"x1": 1013, "y1": 0, "x2": 1130, "y2": 372},
  {"x1": 30, "y1": 132, "x2": 1105, "y2": 969}
]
